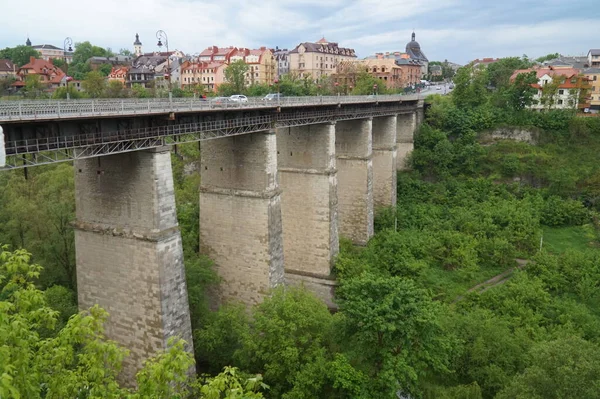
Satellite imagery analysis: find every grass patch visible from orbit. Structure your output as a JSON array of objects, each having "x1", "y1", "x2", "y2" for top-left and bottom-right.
[
  {"x1": 542, "y1": 225, "x2": 599, "y2": 254},
  {"x1": 423, "y1": 262, "x2": 514, "y2": 302}
]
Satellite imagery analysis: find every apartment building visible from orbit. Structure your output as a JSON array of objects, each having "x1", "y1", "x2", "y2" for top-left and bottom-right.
[{"x1": 288, "y1": 37, "x2": 357, "y2": 80}]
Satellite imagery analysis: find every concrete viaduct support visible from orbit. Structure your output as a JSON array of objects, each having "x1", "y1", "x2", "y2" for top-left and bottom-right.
[
  {"x1": 276, "y1": 123, "x2": 339, "y2": 307},
  {"x1": 335, "y1": 119, "x2": 374, "y2": 245},
  {"x1": 199, "y1": 131, "x2": 284, "y2": 306},
  {"x1": 396, "y1": 112, "x2": 417, "y2": 171},
  {"x1": 73, "y1": 147, "x2": 194, "y2": 383},
  {"x1": 372, "y1": 116, "x2": 398, "y2": 209}
]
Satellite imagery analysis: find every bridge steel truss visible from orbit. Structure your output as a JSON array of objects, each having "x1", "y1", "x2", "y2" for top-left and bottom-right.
[{"x1": 1, "y1": 102, "x2": 416, "y2": 169}]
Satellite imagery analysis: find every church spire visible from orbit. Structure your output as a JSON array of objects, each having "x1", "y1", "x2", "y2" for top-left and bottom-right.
[
  {"x1": 26, "y1": 36, "x2": 31, "y2": 46},
  {"x1": 411, "y1": 31, "x2": 416, "y2": 41}
]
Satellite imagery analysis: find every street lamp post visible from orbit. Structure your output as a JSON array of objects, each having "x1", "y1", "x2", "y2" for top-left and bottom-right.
[
  {"x1": 373, "y1": 83, "x2": 378, "y2": 96},
  {"x1": 156, "y1": 30, "x2": 171, "y2": 96},
  {"x1": 63, "y1": 37, "x2": 73, "y2": 99}
]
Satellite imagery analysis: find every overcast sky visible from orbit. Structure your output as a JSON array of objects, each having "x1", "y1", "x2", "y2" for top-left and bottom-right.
[{"x1": 2, "y1": 0, "x2": 598, "y2": 65}]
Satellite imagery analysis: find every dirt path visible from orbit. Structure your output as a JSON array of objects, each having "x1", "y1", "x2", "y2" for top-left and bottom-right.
[{"x1": 452, "y1": 259, "x2": 529, "y2": 303}]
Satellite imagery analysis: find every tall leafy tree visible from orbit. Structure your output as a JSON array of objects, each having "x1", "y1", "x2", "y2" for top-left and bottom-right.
[
  {"x1": 224, "y1": 59, "x2": 249, "y2": 94},
  {"x1": 452, "y1": 64, "x2": 489, "y2": 109},
  {"x1": 82, "y1": 71, "x2": 106, "y2": 98},
  {"x1": 0, "y1": 45, "x2": 41, "y2": 67},
  {"x1": 504, "y1": 70, "x2": 538, "y2": 110},
  {"x1": 336, "y1": 274, "x2": 453, "y2": 398}
]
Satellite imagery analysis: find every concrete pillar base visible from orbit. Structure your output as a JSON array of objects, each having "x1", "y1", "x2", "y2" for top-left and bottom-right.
[{"x1": 285, "y1": 270, "x2": 338, "y2": 310}]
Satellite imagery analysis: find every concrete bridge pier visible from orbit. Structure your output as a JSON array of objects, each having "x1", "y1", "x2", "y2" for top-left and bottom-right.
[
  {"x1": 73, "y1": 147, "x2": 194, "y2": 383},
  {"x1": 372, "y1": 116, "x2": 398, "y2": 209},
  {"x1": 396, "y1": 112, "x2": 417, "y2": 170},
  {"x1": 335, "y1": 119, "x2": 374, "y2": 245},
  {"x1": 199, "y1": 131, "x2": 284, "y2": 306},
  {"x1": 276, "y1": 123, "x2": 339, "y2": 307}
]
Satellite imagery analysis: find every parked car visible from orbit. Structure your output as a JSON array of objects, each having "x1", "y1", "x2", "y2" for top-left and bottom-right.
[
  {"x1": 229, "y1": 94, "x2": 248, "y2": 103},
  {"x1": 211, "y1": 97, "x2": 232, "y2": 107},
  {"x1": 263, "y1": 93, "x2": 283, "y2": 101}
]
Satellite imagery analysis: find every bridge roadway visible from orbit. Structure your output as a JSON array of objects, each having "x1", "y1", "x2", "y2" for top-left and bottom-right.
[{"x1": 0, "y1": 94, "x2": 422, "y2": 169}]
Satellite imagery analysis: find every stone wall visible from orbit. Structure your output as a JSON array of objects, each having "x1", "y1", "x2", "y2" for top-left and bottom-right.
[
  {"x1": 200, "y1": 131, "x2": 284, "y2": 306},
  {"x1": 396, "y1": 112, "x2": 417, "y2": 171},
  {"x1": 277, "y1": 124, "x2": 338, "y2": 277},
  {"x1": 336, "y1": 119, "x2": 374, "y2": 245},
  {"x1": 481, "y1": 126, "x2": 539, "y2": 145},
  {"x1": 372, "y1": 116, "x2": 397, "y2": 209},
  {"x1": 73, "y1": 147, "x2": 193, "y2": 384}
]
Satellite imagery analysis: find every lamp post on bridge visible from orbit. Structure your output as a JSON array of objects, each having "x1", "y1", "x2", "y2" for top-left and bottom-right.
[
  {"x1": 156, "y1": 30, "x2": 172, "y2": 98},
  {"x1": 63, "y1": 37, "x2": 73, "y2": 100}
]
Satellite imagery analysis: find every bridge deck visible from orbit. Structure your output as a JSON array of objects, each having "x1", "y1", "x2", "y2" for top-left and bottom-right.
[{"x1": 0, "y1": 94, "x2": 419, "y2": 122}]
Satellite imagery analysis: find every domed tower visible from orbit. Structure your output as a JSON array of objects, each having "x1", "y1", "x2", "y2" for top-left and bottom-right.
[
  {"x1": 405, "y1": 32, "x2": 428, "y2": 77},
  {"x1": 26, "y1": 36, "x2": 32, "y2": 46},
  {"x1": 133, "y1": 33, "x2": 143, "y2": 57}
]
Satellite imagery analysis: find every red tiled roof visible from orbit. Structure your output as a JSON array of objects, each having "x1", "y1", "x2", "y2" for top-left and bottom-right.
[{"x1": 0, "y1": 59, "x2": 15, "y2": 72}]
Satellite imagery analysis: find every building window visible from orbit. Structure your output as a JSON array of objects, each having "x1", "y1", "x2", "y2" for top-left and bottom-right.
[
  {"x1": 558, "y1": 99, "x2": 563, "y2": 105},
  {"x1": 559, "y1": 89, "x2": 564, "y2": 95}
]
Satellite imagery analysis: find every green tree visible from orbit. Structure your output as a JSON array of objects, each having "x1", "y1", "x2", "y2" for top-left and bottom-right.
[
  {"x1": 52, "y1": 85, "x2": 83, "y2": 99},
  {"x1": 105, "y1": 79, "x2": 128, "y2": 98},
  {"x1": 238, "y1": 287, "x2": 337, "y2": 398},
  {"x1": 535, "y1": 53, "x2": 561, "y2": 63},
  {"x1": 351, "y1": 71, "x2": 386, "y2": 95},
  {"x1": 98, "y1": 63, "x2": 112, "y2": 76},
  {"x1": 487, "y1": 57, "x2": 533, "y2": 90},
  {"x1": 119, "y1": 48, "x2": 133, "y2": 56},
  {"x1": 452, "y1": 64, "x2": 489, "y2": 108},
  {"x1": 224, "y1": 60, "x2": 249, "y2": 94},
  {"x1": 23, "y1": 74, "x2": 46, "y2": 98},
  {"x1": 131, "y1": 83, "x2": 149, "y2": 98},
  {"x1": 82, "y1": 71, "x2": 106, "y2": 98},
  {"x1": 0, "y1": 164, "x2": 76, "y2": 289},
  {"x1": 0, "y1": 45, "x2": 41, "y2": 67},
  {"x1": 497, "y1": 336, "x2": 600, "y2": 399},
  {"x1": 336, "y1": 274, "x2": 452, "y2": 398},
  {"x1": 503, "y1": 70, "x2": 538, "y2": 110}
]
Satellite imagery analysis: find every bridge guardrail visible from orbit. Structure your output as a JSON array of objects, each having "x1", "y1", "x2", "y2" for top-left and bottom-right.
[{"x1": 0, "y1": 94, "x2": 420, "y2": 122}]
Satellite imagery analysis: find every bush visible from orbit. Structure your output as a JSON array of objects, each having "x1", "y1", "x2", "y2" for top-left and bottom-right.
[{"x1": 541, "y1": 196, "x2": 589, "y2": 226}]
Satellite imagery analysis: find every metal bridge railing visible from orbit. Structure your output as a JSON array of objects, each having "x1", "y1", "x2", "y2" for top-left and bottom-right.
[{"x1": 0, "y1": 94, "x2": 420, "y2": 122}]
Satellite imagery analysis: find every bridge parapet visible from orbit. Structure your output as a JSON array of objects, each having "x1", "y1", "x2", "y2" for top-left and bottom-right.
[{"x1": 0, "y1": 94, "x2": 420, "y2": 122}]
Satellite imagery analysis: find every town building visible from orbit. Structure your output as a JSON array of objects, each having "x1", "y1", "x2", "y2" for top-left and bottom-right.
[
  {"x1": 363, "y1": 51, "x2": 422, "y2": 87},
  {"x1": 12, "y1": 56, "x2": 65, "y2": 92},
  {"x1": 544, "y1": 56, "x2": 589, "y2": 69},
  {"x1": 429, "y1": 64, "x2": 442, "y2": 77},
  {"x1": 470, "y1": 58, "x2": 500, "y2": 67},
  {"x1": 584, "y1": 68, "x2": 600, "y2": 113},
  {"x1": 288, "y1": 37, "x2": 357, "y2": 80},
  {"x1": 511, "y1": 67, "x2": 591, "y2": 111},
  {"x1": 404, "y1": 32, "x2": 428, "y2": 77},
  {"x1": 108, "y1": 66, "x2": 129, "y2": 84},
  {"x1": 273, "y1": 47, "x2": 290, "y2": 79},
  {"x1": 230, "y1": 47, "x2": 275, "y2": 86},
  {"x1": 588, "y1": 50, "x2": 600, "y2": 68},
  {"x1": 27, "y1": 39, "x2": 73, "y2": 63},
  {"x1": 198, "y1": 46, "x2": 237, "y2": 63},
  {"x1": 333, "y1": 56, "x2": 421, "y2": 91},
  {"x1": 0, "y1": 59, "x2": 16, "y2": 80},
  {"x1": 88, "y1": 55, "x2": 133, "y2": 70}
]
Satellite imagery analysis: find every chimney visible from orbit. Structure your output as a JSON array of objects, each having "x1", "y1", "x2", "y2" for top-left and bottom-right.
[{"x1": 30, "y1": 56, "x2": 35, "y2": 64}]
